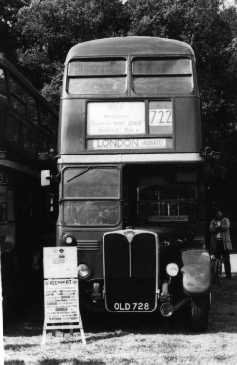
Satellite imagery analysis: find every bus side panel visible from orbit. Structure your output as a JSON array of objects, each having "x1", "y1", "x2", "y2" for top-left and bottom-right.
[
  {"x1": 59, "y1": 99, "x2": 85, "y2": 154},
  {"x1": 175, "y1": 97, "x2": 202, "y2": 153},
  {"x1": 59, "y1": 97, "x2": 202, "y2": 155}
]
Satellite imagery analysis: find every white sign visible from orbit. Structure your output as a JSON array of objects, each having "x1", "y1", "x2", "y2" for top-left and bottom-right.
[
  {"x1": 149, "y1": 108, "x2": 172, "y2": 126},
  {"x1": 88, "y1": 138, "x2": 172, "y2": 150},
  {"x1": 87, "y1": 102, "x2": 145, "y2": 135},
  {"x1": 43, "y1": 247, "x2": 77, "y2": 279},
  {"x1": 44, "y1": 278, "x2": 80, "y2": 323}
]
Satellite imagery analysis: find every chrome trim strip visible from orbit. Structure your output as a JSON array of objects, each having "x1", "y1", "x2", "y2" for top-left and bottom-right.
[{"x1": 58, "y1": 153, "x2": 202, "y2": 164}]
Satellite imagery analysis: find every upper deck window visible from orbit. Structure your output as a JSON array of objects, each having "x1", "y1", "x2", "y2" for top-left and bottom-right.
[
  {"x1": 132, "y1": 58, "x2": 193, "y2": 95},
  {"x1": 67, "y1": 58, "x2": 126, "y2": 95}
]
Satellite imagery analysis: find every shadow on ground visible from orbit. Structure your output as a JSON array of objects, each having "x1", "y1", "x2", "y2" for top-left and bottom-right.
[
  {"x1": 39, "y1": 360, "x2": 105, "y2": 365},
  {"x1": 5, "y1": 361, "x2": 105, "y2": 365},
  {"x1": 4, "y1": 277, "x2": 237, "y2": 338}
]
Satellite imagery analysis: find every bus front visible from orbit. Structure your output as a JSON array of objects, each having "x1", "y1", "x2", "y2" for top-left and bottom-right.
[{"x1": 58, "y1": 37, "x2": 210, "y2": 329}]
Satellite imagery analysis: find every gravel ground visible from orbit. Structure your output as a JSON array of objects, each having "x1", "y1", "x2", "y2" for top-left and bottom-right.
[{"x1": 4, "y1": 277, "x2": 237, "y2": 365}]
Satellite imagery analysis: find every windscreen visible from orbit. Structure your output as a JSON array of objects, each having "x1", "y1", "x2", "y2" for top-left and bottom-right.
[
  {"x1": 63, "y1": 201, "x2": 120, "y2": 226},
  {"x1": 132, "y1": 58, "x2": 193, "y2": 94},
  {"x1": 62, "y1": 167, "x2": 120, "y2": 226},
  {"x1": 63, "y1": 168, "x2": 120, "y2": 198},
  {"x1": 67, "y1": 58, "x2": 126, "y2": 94}
]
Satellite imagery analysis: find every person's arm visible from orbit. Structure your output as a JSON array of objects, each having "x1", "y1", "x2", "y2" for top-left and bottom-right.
[
  {"x1": 221, "y1": 217, "x2": 230, "y2": 231},
  {"x1": 209, "y1": 219, "x2": 217, "y2": 233}
]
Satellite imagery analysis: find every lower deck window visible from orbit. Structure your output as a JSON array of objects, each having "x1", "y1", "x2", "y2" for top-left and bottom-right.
[
  {"x1": 138, "y1": 185, "x2": 196, "y2": 222},
  {"x1": 122, "y1": 165, "x2": 201, "y2": 226}
]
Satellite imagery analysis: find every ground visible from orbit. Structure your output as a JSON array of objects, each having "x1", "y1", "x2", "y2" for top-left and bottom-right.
[{"x1": 4, "y1": 277, "x2": 237, "y2": 365}]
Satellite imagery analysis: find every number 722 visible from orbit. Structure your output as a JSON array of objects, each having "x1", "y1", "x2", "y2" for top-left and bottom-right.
[{"x1": 149, "y1": 109, "x2": 172, "y2": 126}]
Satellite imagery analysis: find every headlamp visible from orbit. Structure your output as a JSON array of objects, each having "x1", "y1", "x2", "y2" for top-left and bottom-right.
[
  {"x1": 63, "y1": 233, "x2": 76, "y2": 245},
  {"x1": 78, "y1": 264, "x2": 91, "y2": 279},
  {"x1": 166, "y1": 263, "x2": 179, "y2": 277}
]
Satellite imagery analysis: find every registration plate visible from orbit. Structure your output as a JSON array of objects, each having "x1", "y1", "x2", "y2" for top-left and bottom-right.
[{"x1": 113, "y1": 302, "x2": 150, "y2": 312}]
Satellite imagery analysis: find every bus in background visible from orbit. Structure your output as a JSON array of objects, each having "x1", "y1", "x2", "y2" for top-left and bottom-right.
[
  {"x1": 0, "y1": 53, "x2": 57, "y2": 316},
  {"x1": 54, "y1": 37, "x2": 211, "y2": 331}
]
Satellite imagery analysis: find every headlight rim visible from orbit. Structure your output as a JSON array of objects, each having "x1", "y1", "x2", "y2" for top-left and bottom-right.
[
  {"x1": 77, "y1": 263, "x2": 91, "y2": 279},
  {"x1": 166, "y1": 262, "x2": 179, "y2": 277},
  {"x1": 63, "y1": 233, "x2": 77, "y2": 245}
]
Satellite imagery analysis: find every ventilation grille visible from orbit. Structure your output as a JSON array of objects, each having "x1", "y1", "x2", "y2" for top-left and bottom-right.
[{"x1": 77, "y1": 240, "x2": 100, "y2": 251}]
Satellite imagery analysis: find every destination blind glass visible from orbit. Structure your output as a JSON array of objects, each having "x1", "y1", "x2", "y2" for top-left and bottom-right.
[
  {"x1": 87, "y1": 101, "x2": 173, "y2": 150},
  {"x1": 87, "y1": 102, "x2": 145, "y2": 136},
  {"x1": 149, "y1": 101, "x2": 173, "y2": 135},
  {"x1": 88, "y1": 138, "x2": 173, "y2": 150}
]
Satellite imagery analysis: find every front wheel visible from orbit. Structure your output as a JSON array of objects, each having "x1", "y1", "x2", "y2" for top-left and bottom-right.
[{"x1": 188, "y1": 294, "x2": 210, "y2": 332}]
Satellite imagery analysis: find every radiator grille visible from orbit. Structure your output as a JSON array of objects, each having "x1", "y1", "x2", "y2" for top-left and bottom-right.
[{"x1": 103, "y1": 230, "x2": 158, "y2": 312}]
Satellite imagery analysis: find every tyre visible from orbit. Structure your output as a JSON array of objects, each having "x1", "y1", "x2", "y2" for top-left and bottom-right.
[{"x1": 188, "y1": 294, "x2": 210, "y2": 332}]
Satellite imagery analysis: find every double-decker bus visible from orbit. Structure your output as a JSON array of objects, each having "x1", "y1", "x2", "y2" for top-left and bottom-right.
[
  {"x1": 56, "y1": 37, "x2": 211, "y2": 331},
  {"x1": 0, "y1": 53, "x2": 57, "y2": 315}
]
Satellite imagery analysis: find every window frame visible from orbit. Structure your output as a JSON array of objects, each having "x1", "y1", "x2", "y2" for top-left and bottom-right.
[
  {"x1": 67, "y1": 57, "x2": 128, "y2": 96},
  {"x1": 62, "y1": 166, "x2": 121, "y2": 199},
  {"x1": 131, "y1": 56, "x2": 194, "y2": 95},
  {"x1": 137, "y1": 182, "x2": 198, "y2": 223},
  {"x1": 61, "y1": 166, "x2": 122, "y2": 227}
]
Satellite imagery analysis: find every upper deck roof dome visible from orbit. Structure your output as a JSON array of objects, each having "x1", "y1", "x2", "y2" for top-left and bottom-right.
[{"x1": 65, "y1": 36, "x2": 194, "y2": 62}]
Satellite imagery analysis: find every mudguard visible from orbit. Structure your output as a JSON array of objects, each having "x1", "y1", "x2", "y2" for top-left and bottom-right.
[{"x1": 181, "y1": 249, "x2": 211, "y2": 294}]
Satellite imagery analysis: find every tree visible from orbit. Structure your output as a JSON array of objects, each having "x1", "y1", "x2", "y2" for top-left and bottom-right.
[
  {"x1": 15, "y1": 0, "x2": 237, "y2": 161},
  {"x1": 126, "y1": 0, "x2": 235, "y2": 150},
  {"x1": 16, "y1": 0, "x2": 130, "y2": 105},
  {"x1": 0, "y1": 0, "x2": 26, "y2": 60}
]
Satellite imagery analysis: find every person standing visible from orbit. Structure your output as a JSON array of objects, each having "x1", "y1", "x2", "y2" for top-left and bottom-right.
[{"x1": 209, "y1": 210, "x2": 232, "y2": 279}]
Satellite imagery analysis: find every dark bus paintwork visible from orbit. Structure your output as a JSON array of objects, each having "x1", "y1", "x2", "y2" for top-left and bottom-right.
[
  {"x1": 58, "y1": 37, "x2": 206, "y2": 316},
  {"x1": 59, "y1": 37, "x2": 201, "y2": 156}
]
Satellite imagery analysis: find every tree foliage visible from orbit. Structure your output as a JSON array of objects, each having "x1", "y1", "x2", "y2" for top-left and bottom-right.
[
  {"x1": 16, "y1": 0, "x2": 130, "y2": 90},
  {"x1": 126, "y1": 0, "x2": 237, "y2": 149},
  {"x1": 0, "y1": 0, "x2": 26, "y2": 60},
  {"x1": 2, "y1": 0, "x2": 237, "y2": 161}
]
